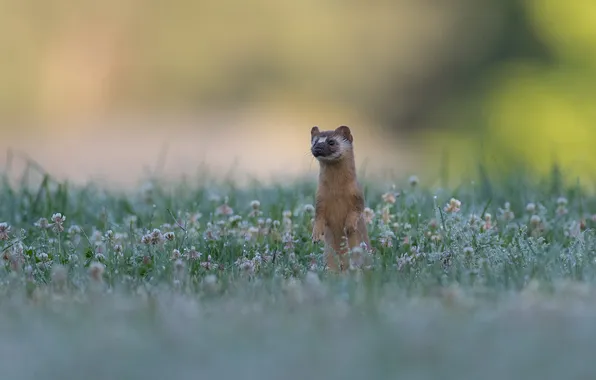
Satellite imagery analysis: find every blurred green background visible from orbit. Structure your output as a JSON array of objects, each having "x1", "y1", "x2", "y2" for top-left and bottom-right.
[{"x1": 1, "y1": 0, "x2": 595, "y2": 186}]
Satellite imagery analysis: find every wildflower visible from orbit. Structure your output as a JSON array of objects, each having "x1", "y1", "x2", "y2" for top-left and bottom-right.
[
  {"x1": 150, "y1": 229, "x2": 164, "y2": 245},
  {"x1": 229, "y1": 215, "x2": 242, "y2": 227},
  {"x1": 51, "y1": 213, "x2": 66, "y2": 233},
  {"x1": 526, "y1": 203, "x2": 536, "y2": 213},
  {"x1": 236, "y1": 257, "x2": 255, "y2": 273},
  {"x1": 530, "y1": 215, "x2": 541, "y2": 227},
  {"x1": 409, "y1": 175, "x2": 419, "y2": 187},
  {"x1": 164, "y1": 231, "x2": 175, "y2": 241},
  {"x1": 463, "y1": 246, "x2": 474, "y2": 256},
  {"x1": 382, "y1": 192, "x2": 396, "y2": 204},
  {"x1": 203, "y1": 223, "x2": 219, "y2": 241},
  {"x1": 88, "y1": 262, "x2": 105, "y2": 282},
  {"x1": 189, "y1": 212, "x2": 202, "y2": 224},
  {"x1": 36, "y1": 252, "x2": 49, "y2": 261},
  {"x1": 261, "y1": 251, "x2": 274, "y2": 263},
  {"x1": 410, "y1": 245, "x2": 422, "y2": 257},
  {"x1": 200, "y1": 255, "x2": 218, "y2": 270},
  {"x1": 215, "y1": 198, "x2": 234, "y2": 216},
  {"x1": 303, "y1": 204, "x2": 315, "y2": 214},
  {"x1": 556, "y1": 197, "x2": 568, "y2": 216},
  {"x1": 249, "y1": 200, "x2": 262, "y2": 217},
  {"x1": 378, "y1": 228, "x2": 395, "y2": 248},
  {"x1": 34, "y1": 217, "x2": 49, "y2": 229},
  {"x1": 282, "y1": 216, "x2": 292, "y2": 233},
  {"x1": 482, "y1": 213, "x2": 492, "y2": 231},
  {"x1": 0, "y1": 222, "x2": 10, "y2": 240},
  {"x1": 90, "y1": 230, "x2": 103, "y2": 244},
  {"x1": 171, "y1": 249, "x2": 181, "y2": 259},
  {"x1": 564, "y1": 221, "x2": 581, "y2": 238},
  {"x1": 498, "y1": 202, "x2": 515, "y2": 222},
  {"x1": 282, "y1": 232, "x2": 296, "y2": 251},
  {"x1": 68, "y1": 225, "x2": 82, "y2": 235},
  {"x1": 396, "y1": 255, "x2": 413, "y2": 271},
  {"x1": 428, "y1": 219, "x2": 439, "y2": 230},
  {"x1": 444, "y1": 198, "x2": 461, "y2": 213},
  {"x1": 187, "y1": 247, "x2": 202, "y2": 260},
  {"x1": 141, "y1": 233, "x2": 152, "y2": 245},
  {"x1": 113, "y1": 244, "x2": 123, "y2": 254},
  {"x1": 245, "y1": 226, "x2": 260, "y2": 241}
]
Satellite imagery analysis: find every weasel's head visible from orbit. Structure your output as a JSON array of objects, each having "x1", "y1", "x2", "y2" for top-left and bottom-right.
[{"x1": 310, "y1": 125, "x2": 354, "y2": 163}]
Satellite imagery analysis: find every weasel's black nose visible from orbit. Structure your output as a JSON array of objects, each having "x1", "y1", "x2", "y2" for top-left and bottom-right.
[{"x1": 312, "y1": 147, "x2": 323, "y2": 157}]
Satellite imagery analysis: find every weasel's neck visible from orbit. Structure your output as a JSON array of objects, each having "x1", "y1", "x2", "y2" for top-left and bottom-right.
[{"x1": 318, "y1": 151, "x2": 357, "y2": 188}]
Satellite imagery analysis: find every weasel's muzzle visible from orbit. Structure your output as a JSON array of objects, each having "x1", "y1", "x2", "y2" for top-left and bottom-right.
[{"x1": 311, "y1": 144, "x2": 325, "y2": 157}]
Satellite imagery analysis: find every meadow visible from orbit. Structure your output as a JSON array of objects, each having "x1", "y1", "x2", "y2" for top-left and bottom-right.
[{"x1": 1, "y1": 164, "x2": 596, "y2": 379}]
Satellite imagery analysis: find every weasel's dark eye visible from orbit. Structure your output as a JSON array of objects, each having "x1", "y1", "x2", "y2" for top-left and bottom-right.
[{"x1": 328, "y1": 140, "x2": 336, "y2": 146}]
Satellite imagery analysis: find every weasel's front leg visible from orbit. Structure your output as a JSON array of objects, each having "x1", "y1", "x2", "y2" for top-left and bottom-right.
[
  {"x1": 344, "y1": 210, "x2": 362, "y2": 237},
  {"x1": 312, "y1": 218, "x2": 325, "y2": 243}
]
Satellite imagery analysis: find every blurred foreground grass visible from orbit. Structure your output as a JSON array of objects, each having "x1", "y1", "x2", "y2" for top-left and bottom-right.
[{"x1": 2, "y1": 164, "x2": 596, "y2": 379}]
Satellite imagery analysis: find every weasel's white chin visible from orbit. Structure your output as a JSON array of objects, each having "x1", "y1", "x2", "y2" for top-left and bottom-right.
[{"x1": 316, "y1": 154, "x2": 341, "y2": 163}]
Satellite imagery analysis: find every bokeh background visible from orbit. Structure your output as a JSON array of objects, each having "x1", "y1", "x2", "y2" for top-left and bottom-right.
[{"x1": 1, "y1": 0, "x2": 595, "y2": 187}]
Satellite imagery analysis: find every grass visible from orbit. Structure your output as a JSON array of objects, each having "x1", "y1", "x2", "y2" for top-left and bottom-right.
[{"x1": 1, "y1": 163, "x2": 596, "y2": 379}]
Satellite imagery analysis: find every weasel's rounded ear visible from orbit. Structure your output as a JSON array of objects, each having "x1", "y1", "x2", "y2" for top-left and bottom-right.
[
  {"x1": 311, "y1": 126, "x2": 320, "y2": 137},
  {"x1": 335, "y1": 125, "x2": 353, "y2": 143}
]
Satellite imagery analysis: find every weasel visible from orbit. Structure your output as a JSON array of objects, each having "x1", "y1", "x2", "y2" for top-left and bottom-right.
[{"x1": 310, "y1": 125, "x2": 371, "y2": 272}]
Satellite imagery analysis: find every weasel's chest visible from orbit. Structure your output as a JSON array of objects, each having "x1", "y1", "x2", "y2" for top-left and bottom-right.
[{"x1": 321, "y1": 193, "x2": 352, "y2": 222}]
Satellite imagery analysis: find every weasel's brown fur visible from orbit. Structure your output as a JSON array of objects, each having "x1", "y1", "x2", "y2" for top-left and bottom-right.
[{"x1": 310, "y1": 125, "x2": 371, "y2": 272}]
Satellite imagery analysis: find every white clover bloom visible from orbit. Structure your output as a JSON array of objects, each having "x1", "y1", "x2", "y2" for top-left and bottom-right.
[{"x1": 530, "y1": 215, "x2": 541, "y2": 226}]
